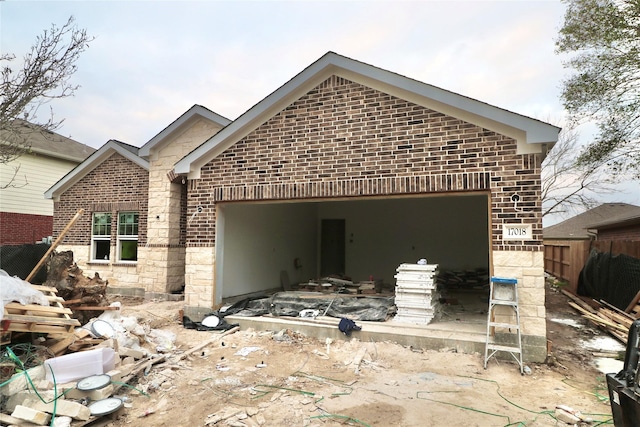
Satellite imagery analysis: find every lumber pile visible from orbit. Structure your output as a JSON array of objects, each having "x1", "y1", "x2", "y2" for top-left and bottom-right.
[
  {"x1": 2, "y1": 285, "x2": 80, "y2": 336},
  {"x1": 563, "y1": 289, "x2": 636, "y2": 344}
]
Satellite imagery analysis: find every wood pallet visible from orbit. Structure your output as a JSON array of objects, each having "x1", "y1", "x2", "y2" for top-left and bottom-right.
[{"x1": 2, "y1": 285, "x2": 80, "y2": 335}]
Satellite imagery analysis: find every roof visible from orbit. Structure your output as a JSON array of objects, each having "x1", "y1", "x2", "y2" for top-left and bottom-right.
[
  {"x1": 45, "y1": 140, "x2": 148, "y2": 200},
  {"x1": 174, "y1": 51, "x2": 561, "y2": 177},
  {"x1": 1, "y1": 119, "x2": 95, "y2": 162},
  {"x1": 44, "y1": 104, "x2": 229, "y2": 201},
  {"x1": 543, "y1": 203, "x2": 640, "y2": 240},
  {"x1": 139, "y1": 104, "x2": 231, "y2": 157},
  {"x1": 586, "y1": 213, "x2": 640, "y2": 231}
]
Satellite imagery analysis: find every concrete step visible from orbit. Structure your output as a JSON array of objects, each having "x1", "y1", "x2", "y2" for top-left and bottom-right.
[{"x1": 224, "y1": 314, "x2": 487, "y2": 355}]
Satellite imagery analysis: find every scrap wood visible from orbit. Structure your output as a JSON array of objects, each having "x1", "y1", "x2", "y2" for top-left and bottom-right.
[
  {"x1": 68, "y1": 306, "x2": 120, "y2": 311},
  {"x1": 625, "y1": 290, "x2": 640, "y2": 318},
  {"x1": 597, "y1": 307, "x2": 633, "y2": 329},
  {"x1": 561, "y1": 289, "x2": 598, "y2": 314},
  {"x1": 582, "y1": 311, "x2": 628, "y2": 332},
  {"x1": 599, "y1": 299, "x2": 635, "y2": 321},
  {"x1": 567, "y1": 301, "x2": 629, "y2": 344},
  {"x1": 112, "y1": 355, "x2": 167, "y2": 394},
  {"x1": 352, "y1": 347, "x2": 368, "y2": 374},
  {"x1": 48, "y1": 335, "x2": 76, "y2": 356}
]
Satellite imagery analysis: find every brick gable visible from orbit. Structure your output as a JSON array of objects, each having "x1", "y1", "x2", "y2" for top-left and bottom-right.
[
  {"x1": 190, "y1": 76, "x2": 543, "y2": 249},
  {"x1": 53, "y1": 153, "x2": 149, "y2": 245}
]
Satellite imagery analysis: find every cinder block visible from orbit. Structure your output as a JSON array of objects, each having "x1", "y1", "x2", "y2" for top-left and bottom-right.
[
  {"x1": 11, "y1": 405, "x2": 51, "y2": 425},
  {"x1": 62, "y1": 383, "x2": 114, "y2": 401},
  {"x1": 31, "y1": 399, "x2": 91, "y2": 420},
  {"x1": 118, "y1": 347, "x2": 144, "y2": 359},
  {"x1": 5, "y1": 390, "x2": 60, "y2": 413},
  {"x1": 104, "y1": 369, "x2": 124, "y2": 384},
  {"x1": 1, "y1": 366, "x2": 45, "y2": 396},
  {"x1": 0, "y1": 412, "x2": 36, "y2": 426}
]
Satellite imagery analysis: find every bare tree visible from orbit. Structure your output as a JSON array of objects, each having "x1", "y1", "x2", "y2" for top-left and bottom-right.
[
  {"x1": 0, "y1": 16, "x2": 92, "y2": 165},
  {"x1": 541, "y1": 126, "x2": 616, "y2": 219},
  {"x1": 556, "y1": 0, "x2": 640, "y2": 179}
]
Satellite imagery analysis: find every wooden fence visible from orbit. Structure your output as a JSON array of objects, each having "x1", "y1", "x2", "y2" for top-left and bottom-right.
[{"x1": 544, "y1": 239, "x2": 640, "y2": 293}]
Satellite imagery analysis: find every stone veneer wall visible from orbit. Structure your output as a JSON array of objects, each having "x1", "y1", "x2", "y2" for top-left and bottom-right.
[
  {"x1": 492, "y1": 250, "x2": 546, "y2": 361},
  {"x1": 142, "y1": 118, "x2": 222, "y2": 293},
  {"x1": 184, "y1": 246, "x2": 215, "y2": 308}
]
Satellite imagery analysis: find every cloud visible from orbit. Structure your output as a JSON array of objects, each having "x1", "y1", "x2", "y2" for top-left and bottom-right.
[{"x1": 3, "y1": 0, "x2": 567, "y2": 148}]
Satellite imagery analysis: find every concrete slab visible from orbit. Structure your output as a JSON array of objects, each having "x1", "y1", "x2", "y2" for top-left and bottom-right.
[{"x1": 224, "y1": 314, "x2": 488, "y2": 355}]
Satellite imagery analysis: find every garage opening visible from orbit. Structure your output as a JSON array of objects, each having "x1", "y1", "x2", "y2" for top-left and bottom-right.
[{"x1": 215, "y1": 192, "x2": 490, "y2": 325}]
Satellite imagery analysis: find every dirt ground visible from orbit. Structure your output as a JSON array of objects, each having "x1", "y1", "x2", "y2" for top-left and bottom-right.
[{"x1": 104, "y1": 282, "x2": 616, "y2": 427}]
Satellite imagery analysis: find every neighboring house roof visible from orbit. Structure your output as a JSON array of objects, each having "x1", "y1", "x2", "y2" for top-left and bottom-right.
[
  {"x1": 586, "y1": 213, "x2": 640, "y2": 231},
  {"x1": 0, "y1": 119, "x2": 95, "y2": 162},
  {"x1": 139, "y1": 104, "x2": 231, "y2": 157},
  {"x1": 45, "y1": 140, "x2": 148, "y2": 200},
  {"x1": 543, "y1": 203, "x2": 640, "y2": 240},
  {"x1": 174, "y1": 51, "x2": 561, "y2": 177}
]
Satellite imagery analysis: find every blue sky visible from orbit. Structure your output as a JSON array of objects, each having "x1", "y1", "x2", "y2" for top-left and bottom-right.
[{"x1": 2, "y1": 0, "x2": 638, "y2": 220}]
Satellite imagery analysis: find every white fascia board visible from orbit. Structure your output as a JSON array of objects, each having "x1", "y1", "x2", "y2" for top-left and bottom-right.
[
  {"x1": 27, "y1": 146, "x2": 87, "y2": 163},
  {"x1": 139, "y1": 105, "x2": 231, "y2": 158},
  {"x1": 45, "y1": 141, "x2": 149, "y2": 201}
]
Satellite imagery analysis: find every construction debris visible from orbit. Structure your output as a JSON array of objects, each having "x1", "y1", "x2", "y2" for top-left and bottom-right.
[
  {"x1": 0, "y1": 302, "x2": 210, "y2": 426},
  {"x1": 563, "y1": 288, "x2": 638, "y2": 344},
  {"x1": 299, "y1": 276, "x2": 392, "y2": 294},
  {"x1": 436, "y1": 268, "x2": 490, "y2": 290},
  {"x1": 1, "y1": 271, "x2": 80, "y2": 337}
]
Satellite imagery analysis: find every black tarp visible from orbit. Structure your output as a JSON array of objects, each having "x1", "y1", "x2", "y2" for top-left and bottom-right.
[
  {"x1": 225, "y1": 292, "x2": 396, "y2": 321},
  {"x1": 0, "y1": 243, "x2": 50, "y2": 283},
  {"x1": 577, "y1": 249, "x2": 640, "y2": 311}
]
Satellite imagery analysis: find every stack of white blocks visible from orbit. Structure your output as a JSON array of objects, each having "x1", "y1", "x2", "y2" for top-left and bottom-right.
[{"x1": 393, "y1": 263, "x2": 439, "y2": 324}]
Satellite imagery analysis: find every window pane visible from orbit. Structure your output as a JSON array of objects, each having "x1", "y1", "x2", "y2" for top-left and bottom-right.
[
  {"x1": 94, "y1": 240, "x2": 110, "y2": 260},
  {"x1": 119, "y1": 240, "x2": 137, "y2": 261},
  {"x1": 118, "y1": 212, "x2": 139, "y2": 236},
  {"x1": 93, "y1": 213, "x2": 111, "y2": 236}
]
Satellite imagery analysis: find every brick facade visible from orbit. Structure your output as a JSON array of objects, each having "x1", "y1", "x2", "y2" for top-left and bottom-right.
[
  {"x1": 189, "y1": 76, "x2": 543, "y2": 250},
  {"x1": 185, "y1": 75, "x2": 548, "y2": 359},
  {"x1": 597, "y1": 224, "x2": 640, "y2": 241},
  {"x1": 53, "y1": 153, "x2": 149, "y2": 261},
  {"x1": 0, "y1": 212, "x2": 53, "y2": 245}
]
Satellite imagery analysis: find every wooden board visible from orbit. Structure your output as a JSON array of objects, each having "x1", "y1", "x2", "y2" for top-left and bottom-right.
[
  {"x1": 625, "y1": 290, "x2": 640, "y2": 319},
  {"x1": 2, "y1": 285, "x2": 80, "y2": 335}
]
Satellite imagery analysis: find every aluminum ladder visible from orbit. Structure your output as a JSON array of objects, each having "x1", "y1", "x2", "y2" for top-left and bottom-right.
[{"x1": 483, "y1": 276, "x2": 523, "y2": 374}]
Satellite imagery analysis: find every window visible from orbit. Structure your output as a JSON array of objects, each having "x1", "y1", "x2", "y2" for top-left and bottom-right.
[
  {"x1": 91, "y1": 213, "x2": 111, "y2": 261},
  {"x1": 117, "y1": 211, "x2": 138, "y2": 262}
]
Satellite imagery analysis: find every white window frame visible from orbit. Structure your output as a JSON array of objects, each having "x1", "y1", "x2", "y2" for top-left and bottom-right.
[
  {"x1": 116, "y1": 211, "x2": 138, "y2": 263},
  {"x1": 91, "y1": 212, "x2": 111, "y2": 262}
]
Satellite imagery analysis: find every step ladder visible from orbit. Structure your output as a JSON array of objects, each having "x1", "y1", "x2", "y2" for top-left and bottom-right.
[{"x1": 484, "y1": 276, "x2": 523, "y2": 374}]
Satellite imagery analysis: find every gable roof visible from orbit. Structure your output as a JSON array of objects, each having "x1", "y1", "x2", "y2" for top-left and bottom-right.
[
  {"x1": 45, "y1": 140, "x2": 148, "y2": 200},
  {"x1": 139, "y1": 104, "x2": 231, "y2": 157},
  {"x1": 174, "y1": 51, "x2": 560, "y2": 177},
  {"x1": 586, "y1": 213, "x2": 640, "y2": 231},
  {"x1": 543, "y1": 203, "x2": 640, "y2": 240},
  {"x1": 1, "y1": 119, "x2": 95, "y2": 162}
]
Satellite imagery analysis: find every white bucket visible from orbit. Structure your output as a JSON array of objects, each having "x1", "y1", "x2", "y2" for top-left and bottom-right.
[{"x1": 44, "y1": 348, "x2": 116, "y2": 384}]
